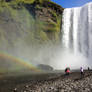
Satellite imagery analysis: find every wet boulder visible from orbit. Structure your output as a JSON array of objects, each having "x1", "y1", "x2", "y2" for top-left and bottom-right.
[{"x1": 37, "y1": 64, "x2": 54, "y2": 71}]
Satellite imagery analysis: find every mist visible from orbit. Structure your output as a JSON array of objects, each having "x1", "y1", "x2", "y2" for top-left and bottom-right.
[
  {"x1": 50, "y1": 48, "x2": 90, "y2": 69},
  {"x1": 2, "y1": 41, "x2": 91, "y2": 70}
]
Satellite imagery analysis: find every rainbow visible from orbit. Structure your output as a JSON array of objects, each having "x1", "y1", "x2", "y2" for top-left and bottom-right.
[{"x1": 0, "y1": 52, "x2": 40, "y2": 72}]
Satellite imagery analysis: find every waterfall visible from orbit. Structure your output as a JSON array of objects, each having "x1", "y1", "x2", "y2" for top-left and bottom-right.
[{"x1": 62, "y1": 2, "x2": 92, "y2": 61}]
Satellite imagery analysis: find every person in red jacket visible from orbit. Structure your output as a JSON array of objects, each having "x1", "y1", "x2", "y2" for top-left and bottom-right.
[{"x1": 65, "y1": 67, "x2": 70, "y2": 75}]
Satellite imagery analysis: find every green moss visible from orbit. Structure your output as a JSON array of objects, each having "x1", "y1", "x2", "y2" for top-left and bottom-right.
[
  {"x1": 40, "y1": 31, "x2": 49, "y2": 41},
  {"x1": 35, "y1": 4, "x2": 43, "y2": 9},
  {"x1": 9, "y1": 0, "x2": 35, "y2": 5},
  {"x1": 15, "y1": 0, "x2": 35, "y2": 4},
  {"x1": 0, "y1": 1, "x2": 8, "y2": 6},
  {"x1": 0, "y1": 6, "x2": 3, "y2": 12},
  {"x1": 39, "y1": 0, "x2": 51, "y2": 3}
]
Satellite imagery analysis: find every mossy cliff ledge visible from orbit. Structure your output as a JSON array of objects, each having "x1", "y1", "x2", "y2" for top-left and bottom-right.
[{"x1": 0, "y1": 0, "x2": 64, "y2": 51}]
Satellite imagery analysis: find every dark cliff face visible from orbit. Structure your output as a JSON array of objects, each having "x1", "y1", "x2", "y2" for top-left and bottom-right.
[
  {"x1": 0, "y1": 0, "x2": 64, "y2": 72},
  {"x1": 0, "y1": 0, "x2": 64, "y2": 48}
]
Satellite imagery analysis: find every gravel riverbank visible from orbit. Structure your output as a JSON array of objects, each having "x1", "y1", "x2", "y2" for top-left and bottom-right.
[{"x1": 0, "y1": 71, "x2": 92, "y2": 92}]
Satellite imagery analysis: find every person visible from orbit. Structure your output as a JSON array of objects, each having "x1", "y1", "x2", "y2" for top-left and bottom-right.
[
  {"x1": 65, "y1": 67, "x2": 70, "y2": 75},
  {"x1": 88, "y1": 67, "x2": 90, "y2": 71},
  {"x1": 88, "y1": 67, "x2": 91, "y2": 75},
  {"x1": 80, "y1": 67, "x2": 84, "y2": 78}
]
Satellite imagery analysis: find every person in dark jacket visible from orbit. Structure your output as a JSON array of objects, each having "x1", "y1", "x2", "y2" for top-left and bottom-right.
[{"x1": 80, "y1": 67, "x2": 84, "y2": 78}]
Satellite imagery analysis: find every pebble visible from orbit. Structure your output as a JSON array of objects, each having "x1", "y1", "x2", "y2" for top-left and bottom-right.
[
  {"x1": 25, "y1": 85, "x2": 29, "y2": 88},
  {"x1": 13, "y1": 88, "x2": 17, "y2": 92}
]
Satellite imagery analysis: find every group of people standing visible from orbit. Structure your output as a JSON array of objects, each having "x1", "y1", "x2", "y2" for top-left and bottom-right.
[{"x1": 65, "y1": 67, "x2": 91, "y2": 77}]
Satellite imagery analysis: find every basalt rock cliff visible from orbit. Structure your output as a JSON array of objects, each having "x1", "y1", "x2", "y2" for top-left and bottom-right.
[
  {"x1": 0, "y1": 0, "x2": 64, "y2": 72},
  {"x1": 0, "y1": 0, "x2": 63, "y2": 50}
]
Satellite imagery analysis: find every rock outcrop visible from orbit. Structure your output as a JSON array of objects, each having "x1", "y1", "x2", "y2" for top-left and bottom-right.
[
  {"x1": 0, "y1": 0, "x2": 64, "y2": 50},
  {"x1": 37, "y1": 64, "x2": 54, "y2": 71},
  {"x1": 0, "y1": 0, "x2": 63, "y2": 73}
]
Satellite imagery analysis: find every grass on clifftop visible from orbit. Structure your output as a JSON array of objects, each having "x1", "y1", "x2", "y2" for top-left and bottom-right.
[{"x1": 0, "y1": 0, "x2": 51, "y2": 5}]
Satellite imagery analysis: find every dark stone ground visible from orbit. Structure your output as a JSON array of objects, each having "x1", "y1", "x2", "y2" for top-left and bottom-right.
[{"x1": 0, "y1": 70, "x2": 92, "y2": 92}]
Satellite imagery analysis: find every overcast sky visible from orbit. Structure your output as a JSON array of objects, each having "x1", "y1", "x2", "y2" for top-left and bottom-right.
[{"x1": 51, "y1": 0, "x2": 92, "y2": 8}]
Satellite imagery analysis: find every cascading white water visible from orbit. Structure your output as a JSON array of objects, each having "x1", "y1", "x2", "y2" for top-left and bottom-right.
[{"x1": 62, "y1": 2, "x2": 92, "y2": 61}]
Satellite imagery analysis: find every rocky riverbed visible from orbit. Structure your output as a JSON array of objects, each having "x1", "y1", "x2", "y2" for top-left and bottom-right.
[{"x1": 0, "y1": 71, "x2": 92, "y2": 92}]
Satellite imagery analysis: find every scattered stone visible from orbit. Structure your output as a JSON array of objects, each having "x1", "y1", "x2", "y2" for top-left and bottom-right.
[
  {"x1": 23, "y1": 91, "x2": 27, "y2": 92},
  {"x1": 13, "y1": 88, "x2": 17, "y2": 92},
  {"x1": 25, "y1": 85, "x2": 29, "y2": 88},
  {"x1": 10, "y1": 71, "x2": 92, "y2": 92}
]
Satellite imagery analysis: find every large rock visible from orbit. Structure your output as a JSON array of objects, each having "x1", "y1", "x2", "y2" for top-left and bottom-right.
[{"x1": 37, "y1": 64, "x2": 54, "y2": 71}]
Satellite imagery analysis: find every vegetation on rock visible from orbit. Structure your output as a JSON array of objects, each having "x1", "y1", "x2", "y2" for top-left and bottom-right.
[
  {"x1": 0, "y1": 0, "x2": 64, "y2": 72},
  {"x1": 0, "y1": 0, "x2": 64, "y2": 47}
]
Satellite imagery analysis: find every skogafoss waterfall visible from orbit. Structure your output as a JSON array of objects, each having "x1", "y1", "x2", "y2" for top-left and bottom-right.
[{"x1": 60, "y1": 3, "x2": 92, "y2": 69}]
